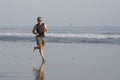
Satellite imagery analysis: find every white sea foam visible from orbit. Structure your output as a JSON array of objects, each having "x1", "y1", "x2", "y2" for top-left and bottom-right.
[
  {"x1": 47, "y1": 33, "x2": 120, "y2": 39},
  {"x1": 0, "y1": 32, "x2": 120, "y2": 39},
  {"x1": 0, "y1": 32, "x2": 120, "y2": 43},
  {"x1": 0, "y1": 32, "x2": 33, "y2": 37}
]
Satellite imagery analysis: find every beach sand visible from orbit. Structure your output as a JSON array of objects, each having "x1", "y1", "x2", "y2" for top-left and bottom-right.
[{"x1": 0, "y1": 41, "x2": 120, "y2": 80}]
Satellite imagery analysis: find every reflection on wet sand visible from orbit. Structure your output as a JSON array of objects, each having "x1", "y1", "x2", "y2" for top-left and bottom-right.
[{"x1": 33, "y1": 62, "x2": 45, "y2": 80}]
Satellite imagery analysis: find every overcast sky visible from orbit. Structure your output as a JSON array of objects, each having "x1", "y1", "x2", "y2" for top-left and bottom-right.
[{"x1": 0, "y1": 0, "x2": 120, "y2": 27}]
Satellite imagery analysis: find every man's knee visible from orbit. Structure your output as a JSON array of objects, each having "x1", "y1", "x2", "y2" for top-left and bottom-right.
[{"x1": 39, "y1": 45, "x2": 43, "y2": 48}]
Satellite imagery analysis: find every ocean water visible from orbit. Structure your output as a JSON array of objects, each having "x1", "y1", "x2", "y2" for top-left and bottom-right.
[
  {"x1": 0, "y1": 26, "x2": 120, "y2": 80},
  {"x1": 0, "y1": 26, "x2": 120, "y2": 44}
]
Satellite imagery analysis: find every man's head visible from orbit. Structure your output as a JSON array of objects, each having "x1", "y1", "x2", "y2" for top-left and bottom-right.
[{"x1": 37, "y1": 17, "x2": 42, "y2": 23}]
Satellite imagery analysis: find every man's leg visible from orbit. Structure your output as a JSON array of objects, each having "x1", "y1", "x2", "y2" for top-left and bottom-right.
[
  {"x1": 39, "y1": 45, "x2": 45, "y2": 62},
  {"x1": 33, "y1": 37, "x2": 39, "y2": 51},
  {"x1": 33, "y1": 46, "x2": 39, "y2": 52}
]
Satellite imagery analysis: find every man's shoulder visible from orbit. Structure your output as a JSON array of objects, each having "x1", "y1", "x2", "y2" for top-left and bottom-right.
[
  {"x1": 34, "y1": 24, "x2": 39, "y2": 27},
  {"x1": 33, "y1": 24, "x2": 38, "y2": 29},
  {"x1": 42, "y1": 23, "x2": 45, "y2": 26}
]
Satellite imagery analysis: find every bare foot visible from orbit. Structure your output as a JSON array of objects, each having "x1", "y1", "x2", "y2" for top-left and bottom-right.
[
  {"x1": 33, "y1": 46, "x2": 39, "y2": 52},
  {"x1": 33, "y1": 47, "x2": 37, "y2": 52}
]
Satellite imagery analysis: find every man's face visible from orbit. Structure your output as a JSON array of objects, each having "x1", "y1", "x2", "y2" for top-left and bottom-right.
[{"x1": 38, "y1": 18, "x2": 42, "y2": 23}]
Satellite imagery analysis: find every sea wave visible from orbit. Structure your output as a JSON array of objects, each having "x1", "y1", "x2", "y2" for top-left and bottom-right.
[
  {"x1": 0, "y1": 32, "x2": 120, "y2": 44},
  {"x1": 47, "y1": 33, "x2": 120, "y2": 39}
]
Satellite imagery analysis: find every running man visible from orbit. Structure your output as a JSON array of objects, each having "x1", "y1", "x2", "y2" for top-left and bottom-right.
[{"x1": 32, "y1": 17, "x2": 48, "y2": 62}]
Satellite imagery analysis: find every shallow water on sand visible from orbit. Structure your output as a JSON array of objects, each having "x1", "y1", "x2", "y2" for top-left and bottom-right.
[{"x1": 0, "y1": 42, "x2": 120, "y2": 80}]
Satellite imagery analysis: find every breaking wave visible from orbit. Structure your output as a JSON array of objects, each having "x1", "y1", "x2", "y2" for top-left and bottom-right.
[{"x1": 0, "y1": 32, "x2": 120, "y2": 44}]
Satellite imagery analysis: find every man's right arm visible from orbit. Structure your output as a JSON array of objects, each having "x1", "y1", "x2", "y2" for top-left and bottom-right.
[{"x1": 32, "y1": 26, "x2": 39, "y2": 36}]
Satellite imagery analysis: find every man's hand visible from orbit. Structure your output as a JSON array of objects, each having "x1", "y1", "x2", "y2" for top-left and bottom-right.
[
  {"x1": 35, "y1": 33, "x2": 39, "y2": 36},
  {"x1": 44, "y1": 31, "x2": 47, "y2": 36}
]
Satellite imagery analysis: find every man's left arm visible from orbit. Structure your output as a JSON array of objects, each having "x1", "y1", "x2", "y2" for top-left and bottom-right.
[{"x1": 44, "y1": 24, "x2": 48, "y2": 35}]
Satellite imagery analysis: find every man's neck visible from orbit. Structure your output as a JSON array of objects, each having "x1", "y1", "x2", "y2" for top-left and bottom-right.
[{"x1": 38, "y1": 22, "x2": 42, "y2": 25}]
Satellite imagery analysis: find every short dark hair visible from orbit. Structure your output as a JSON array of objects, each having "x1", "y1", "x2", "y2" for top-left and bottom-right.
[{"x1": 37, "y1": 17, "x2": 42, "y2": 21}]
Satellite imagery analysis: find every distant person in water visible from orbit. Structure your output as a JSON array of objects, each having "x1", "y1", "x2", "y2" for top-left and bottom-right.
[{"x1": 32, "y1": 17, "x2": 48, "y2": 62}]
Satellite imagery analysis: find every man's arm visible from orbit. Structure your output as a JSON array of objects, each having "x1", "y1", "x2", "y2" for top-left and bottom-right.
[
  {"x1": 32, "y1": 26, "x2": 39, "y2": 36},
  {"x1": 44, "y1": 24, "x2": 48, "y2": 35}
]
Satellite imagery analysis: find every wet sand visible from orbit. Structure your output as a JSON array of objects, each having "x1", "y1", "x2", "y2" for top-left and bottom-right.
[{"x1": 0, "y1": 41, "x2": 120, "y2": 80}]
